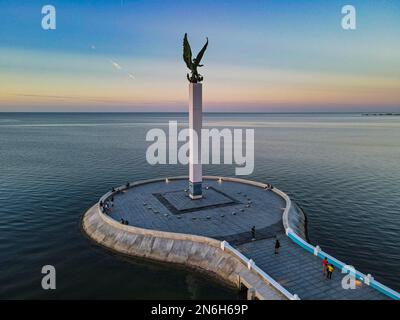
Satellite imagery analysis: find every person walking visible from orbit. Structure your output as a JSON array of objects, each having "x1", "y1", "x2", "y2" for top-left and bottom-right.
[
  {"x1": 251, "y1": 226, "x2": 256, "y2": 241},
  {"x1": 327, "y1": 264, "x2": 334, "y2": 279},
  {"x1": 274, "y1": 237, "x2": 280, "y2": 254},
  {"x1": 322, "y1": 257, "x2": 328, "y2": 276}
]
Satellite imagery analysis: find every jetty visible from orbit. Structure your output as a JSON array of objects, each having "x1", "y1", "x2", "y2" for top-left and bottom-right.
[{"x1": 81, "y1": 176, "x2": 398, "y2": 300}]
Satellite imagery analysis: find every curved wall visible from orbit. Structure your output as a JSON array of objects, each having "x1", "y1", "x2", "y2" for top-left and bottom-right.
[{"x1": 81, "y1": 176, "x2": 298, "y2": 300}]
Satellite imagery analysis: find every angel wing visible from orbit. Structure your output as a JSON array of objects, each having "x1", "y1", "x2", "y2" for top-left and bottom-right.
[
  {"x1": 183, "y1": 33, "x2": 193, "y2": 70},
  {"x1": 193, "y1": 37, "x2": 208, "y2": 67}
]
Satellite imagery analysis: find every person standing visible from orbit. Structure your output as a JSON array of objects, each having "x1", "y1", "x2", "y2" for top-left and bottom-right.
[
  {"x1": 322, "y1": 257, "x2": 328, "y2": 276},
  {"x1": 251, "y1": 226, "x2": 256, "y2": 241},
  {"x1": 274, "y1": 237, "x2": 280, "y2": 254},
  {"x1": 327, "y1": 264, "x2": 334, "y2": 279}
]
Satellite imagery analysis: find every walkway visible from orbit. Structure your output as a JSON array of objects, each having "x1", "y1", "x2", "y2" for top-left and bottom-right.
[
  {"x1": 238, "y1": 235, "x2": 387, "y2": 300},
  {"x1": 107, "y1": 177, "x2": 389, "y2": 300}
]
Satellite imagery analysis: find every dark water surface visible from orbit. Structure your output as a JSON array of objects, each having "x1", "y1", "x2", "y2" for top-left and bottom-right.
[{"x1": 0, "y1": 112, "x2": 399, "y2": 298}]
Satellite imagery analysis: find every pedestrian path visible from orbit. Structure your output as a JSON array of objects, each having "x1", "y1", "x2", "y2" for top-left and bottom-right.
[
  {"x1": 106, "y1": 177, "x2": 392, "y2": 300},
  {"x1": 238, "y1": 235, "x2": 388, "y2": 300}
]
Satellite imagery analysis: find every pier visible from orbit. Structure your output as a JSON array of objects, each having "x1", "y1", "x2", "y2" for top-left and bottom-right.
[{"x1": 81, "y1": 176, "x2": 398, "y2": 300}]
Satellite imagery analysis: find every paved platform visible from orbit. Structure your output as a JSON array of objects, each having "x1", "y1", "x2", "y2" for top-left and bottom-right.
[
  {"x1": 110, "y1": 179, "x2": 284, "y2": 240},
  {"x1": 107, "y1": 178, "x2": 388, "y2": 300}
]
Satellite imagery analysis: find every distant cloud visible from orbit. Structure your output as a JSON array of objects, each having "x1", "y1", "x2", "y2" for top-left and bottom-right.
[
  {"x1": 11, "y1": 93, "x2": 177, "y2": 105},
  {"x1": 13, "y1": 93, "x2": 112, "y2": 103}
]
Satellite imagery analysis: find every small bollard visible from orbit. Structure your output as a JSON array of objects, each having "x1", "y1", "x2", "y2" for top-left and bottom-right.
[
  {"x1": 314, "y1": 245, "x2": 321, "y2": 256},
  {"x1": 365, "y1": 274, "x2": 374, "y2": 286},
  {"x1": 292, "y1": 294, "x2": 300, "y2": 300},
  {"x1": 247, "y1": 259, "x2": 254, "y2": 270},
  {"x1": 221, "y1": 240, "x2": 227, "y2": 251},
  {"x1": 247, "y1": 288, "x2": 256, "y2": 300}
]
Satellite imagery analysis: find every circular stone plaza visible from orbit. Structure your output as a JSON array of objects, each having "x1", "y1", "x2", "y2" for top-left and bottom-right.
[{"x1": 82, "y1": 176, "x2": 397, "y2": 300}]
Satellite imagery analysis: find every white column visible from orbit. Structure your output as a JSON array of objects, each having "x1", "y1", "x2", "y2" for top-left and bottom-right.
[{"x1": 189, "y1": 82, "x2": 202, "y2": 199}]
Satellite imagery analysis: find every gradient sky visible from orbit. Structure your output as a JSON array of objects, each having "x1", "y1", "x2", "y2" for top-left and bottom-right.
[{"x1": 0, "y1": 0, "x2": 399, "y2": 112}]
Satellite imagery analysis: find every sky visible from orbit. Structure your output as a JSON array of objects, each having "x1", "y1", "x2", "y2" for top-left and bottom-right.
[{"x1": 0, "y1": 0, "x2": 399, "y2": 112}]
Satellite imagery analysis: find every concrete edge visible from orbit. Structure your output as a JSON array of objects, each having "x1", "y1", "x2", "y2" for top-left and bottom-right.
[
  {"x1": 81, "y1": 204, "x2": 287, "y2": 300},
  {"x1": 81, "y1": 175, "x2": 294, "y2": 300}
]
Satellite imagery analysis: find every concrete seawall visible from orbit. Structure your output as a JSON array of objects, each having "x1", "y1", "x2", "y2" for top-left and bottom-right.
[
  {"x1": 82, "y1": 175, "x2": 398, "y2": 300},
  {"x1": 82, "y1": 202, "x2": 287, "y2": 300}
]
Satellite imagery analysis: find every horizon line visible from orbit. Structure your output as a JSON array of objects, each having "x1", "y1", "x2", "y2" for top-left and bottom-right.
[{"x1": 1, "y1": 111, "x2": 399, "y2": 114}]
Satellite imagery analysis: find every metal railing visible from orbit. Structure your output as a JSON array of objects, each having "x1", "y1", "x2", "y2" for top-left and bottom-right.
[
  {"x1": 221, "y1": 240, "x2": 300, "y2": 300},
  {"x1": 98, "y1": 177, "x2": 301, "y2": 300},
  {"x1": 286, "y1": 228, "x2": 400, "y2": 300},
  {"x1": 276, "y1": 181, "x2": 400, "y2": 300},
  {"x1": 98, "y1": 177, "x2": 400, "y2": 300}
]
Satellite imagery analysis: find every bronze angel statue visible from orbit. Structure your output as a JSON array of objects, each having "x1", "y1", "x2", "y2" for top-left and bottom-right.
[{"x1": 183, "y1": 33, "x2": 208, "y2": 83}]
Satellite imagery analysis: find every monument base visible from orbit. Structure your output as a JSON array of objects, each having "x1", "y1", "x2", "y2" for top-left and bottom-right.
[{"x1": 189, "y1": 181, "x2": 202, "y2": 199}]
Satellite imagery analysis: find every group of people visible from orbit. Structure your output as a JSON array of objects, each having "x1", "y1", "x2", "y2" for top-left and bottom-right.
[
  {"x1": 100, "y1": 197, "x2": 129, "y2": 225},
  {"x1": 263, "y1": 184, "x2": 274, "y2": 191},
  {"x1": 100, "y1": 197, "x2": 114, "y2": 214},
  {"x1": 322, "y1": 257, "x2": 334, "y2": 279},
  {"x1": 120, "y1": 218, "x2": 129, "y2": 225}
]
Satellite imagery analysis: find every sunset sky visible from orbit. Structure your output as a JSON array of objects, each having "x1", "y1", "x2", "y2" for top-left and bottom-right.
[{"x1": 0, "y1": 0, "x2": 399, "y2": 112}]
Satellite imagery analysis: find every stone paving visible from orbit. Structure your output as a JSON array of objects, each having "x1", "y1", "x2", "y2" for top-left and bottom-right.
[
  {"x1": 238, "y1": 235, "x2": 388, "y2": 300},
  {"x1": 110, "y1": 179, "x2": 284, "y2": 239},
  {"x1": 109, "y1": 178, "x2": 388, "y2": 300},
  {"x1": 155, "y1": 186, "x2": 239, "y2": 214}
]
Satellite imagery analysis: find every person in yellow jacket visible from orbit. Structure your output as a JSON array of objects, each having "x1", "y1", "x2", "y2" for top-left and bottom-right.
[{"x1": 327, "y1": 264, "x2": 334, "y2": 279}]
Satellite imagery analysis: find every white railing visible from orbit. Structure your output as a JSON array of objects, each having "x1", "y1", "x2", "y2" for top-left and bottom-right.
[
  {"x1": 99, "y1": 177, "x2": 300, "y2": 300},
  {"x1": 280, "y1": 195, "x2": 400, "y2": 300},
  {"x1": 99, "y1": 176, "x2": 400, "y2": 300},
  {"x1": 221, "y1": 240, "x2": 300, "y2": 300},
  {"x1": 271, "y1": 187, "x2": 292, "y2": 230},
  {"x1": 286, "y1": 228, "x2": 400, "y2": 300}
]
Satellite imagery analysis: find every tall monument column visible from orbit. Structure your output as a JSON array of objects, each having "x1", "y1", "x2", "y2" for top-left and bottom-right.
[
  {"x1": 182, "y1": 33, "x2": 208, "y2": 200},
  {"x1": 189, "y1": 82, "x2": 202, "y2": 199}
]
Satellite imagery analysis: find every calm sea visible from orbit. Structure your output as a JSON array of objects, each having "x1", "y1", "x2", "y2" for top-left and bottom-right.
[{"x1": 0, "y1": 112, "x2": 399, "y2": 298}]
